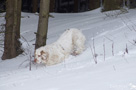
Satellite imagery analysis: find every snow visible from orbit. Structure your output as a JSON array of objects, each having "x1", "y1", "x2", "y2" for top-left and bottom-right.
[{"x1": 0, "y1": 8, "x2": 136, "y2": 90}]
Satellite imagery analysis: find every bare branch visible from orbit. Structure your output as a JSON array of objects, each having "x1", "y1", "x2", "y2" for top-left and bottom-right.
[{"x1": 103, "y1": 39, "x2": 105, "y2": 61}]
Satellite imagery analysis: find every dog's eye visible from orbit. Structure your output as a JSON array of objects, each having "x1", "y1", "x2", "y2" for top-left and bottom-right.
[
  {"x1": 41, "y1": 57, "x2": 44, "y2": 60},
  {"x1": 38, "y1": 55, "x2": 41, "y2": 57}
]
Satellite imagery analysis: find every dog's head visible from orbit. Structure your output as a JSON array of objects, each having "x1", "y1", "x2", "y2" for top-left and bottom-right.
[{"x1": 34, "y1": 47, "x2": 49, "y2": 64}]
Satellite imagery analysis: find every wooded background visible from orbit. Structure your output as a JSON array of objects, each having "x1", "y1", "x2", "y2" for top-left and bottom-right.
[{"x1": 0, "y1": 0, "x2": 136, "y2": 13}]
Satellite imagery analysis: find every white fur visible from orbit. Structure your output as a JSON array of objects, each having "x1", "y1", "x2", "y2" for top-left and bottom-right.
[{"x1": 35, "y1": 28, "x2": 86, "y2": 66}]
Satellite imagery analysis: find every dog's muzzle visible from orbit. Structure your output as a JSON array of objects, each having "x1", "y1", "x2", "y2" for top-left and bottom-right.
[{"x1": 34, "y1": 59, "x2": 37, "y2": 63}]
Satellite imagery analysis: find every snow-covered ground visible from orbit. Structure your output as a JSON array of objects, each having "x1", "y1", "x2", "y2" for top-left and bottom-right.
[{"x1": 0, "y1": 8, "x2": 136, "y2": 90}]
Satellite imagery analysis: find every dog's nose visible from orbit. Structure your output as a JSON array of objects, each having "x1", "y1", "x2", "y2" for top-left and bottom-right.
[{"x1": 34, "y1": 59, "x2": 37, "y2": 62}]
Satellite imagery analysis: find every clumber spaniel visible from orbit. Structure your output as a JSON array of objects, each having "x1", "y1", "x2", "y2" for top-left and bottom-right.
[{"x1": 34, "y1": 28, "x2": 86, "y2": 66}]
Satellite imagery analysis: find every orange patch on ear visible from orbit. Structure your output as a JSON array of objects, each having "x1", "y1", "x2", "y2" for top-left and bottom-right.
[{"x1": 40, "y1": 50, "x2": 45, "y2": 55}]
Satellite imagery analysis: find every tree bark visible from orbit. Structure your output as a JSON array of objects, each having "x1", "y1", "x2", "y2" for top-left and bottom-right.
[
  {"x1": 89, "y1": 0, "x2": 100, "y2": 10},
  {"x1": 2, "y1": 0, "x2": 23, "y2": 60},
  {"x1": 17, "y1": 0, "x2": 22, "y2": 38},
  {"x1": 35, "y1": 0, "x2": 50, "y2": 49},
  {"x1": 103, "y1": 0, "x2": 122, "y2": 11}
]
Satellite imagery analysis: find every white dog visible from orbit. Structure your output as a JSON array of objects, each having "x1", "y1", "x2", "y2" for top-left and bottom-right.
[{"x1": 34, "y1": 28, "x2": 86, "y2": 66}]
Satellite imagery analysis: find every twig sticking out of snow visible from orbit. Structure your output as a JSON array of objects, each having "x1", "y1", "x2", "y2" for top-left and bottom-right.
[
  {"x1": 90, "y1": 37, "x2": 97, "y2": 64},
  {"x1": 104, "y1": 36, "x2": 114, "y2": 56},
  {"x1": 113, "y1": 65, "x2": 116, "y2": 71},
  {"x1": 112, "y1": 43, "x2": 114, "y2": 56},
  {"x1": 103, "y1": 39, "x2": 105, "y2": 61},
  {"x1": 90, "y1": 44, "x2": 95, "y2": 63},
  {"x1": 124, "y1": 33, "x2": 136, "y2": 46},
  {"x1": 90, "y1": 44, "x2": 97, "y2": 64},
  {"x1": 125, "y1": 44, "x2": 128, "y2": 54},
  {"x1": 20, "y1": 35, "x2": 34, "y2": 71}
]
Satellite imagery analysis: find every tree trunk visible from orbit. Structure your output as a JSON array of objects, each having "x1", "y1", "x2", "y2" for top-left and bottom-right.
[
  {"x1": 89, "y1": 0, "x2": 100, "y2": 10},
  {"x1": 2, "y1": 0, "x2": 23, "y2": 60},
  {"x1": 17, "y1": 0, "x2": 22, "y2": 38},
  {"x1": 35, "y1": 0, "x2": 50, "y2": 49},
  {"x1": 32, "y1": 0, "x2": 38, "y2": 13},
  {"x1": 103, "y1": 0, "x2": 122, "y2": 11},
  {"x1": 130, "y1": 0, "x2": 136, "y2": 8}
]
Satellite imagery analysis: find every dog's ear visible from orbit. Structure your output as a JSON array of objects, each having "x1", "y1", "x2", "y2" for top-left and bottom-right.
[
  {"x1": 40, "y1": 50, "x2": 49, "y2": 58},
  {"x1": 40, "y1": 50, "x2": 45, "y2": 55},
  {"x1": 40, "y1": 50, "x2": 49, "y2": 61}
]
